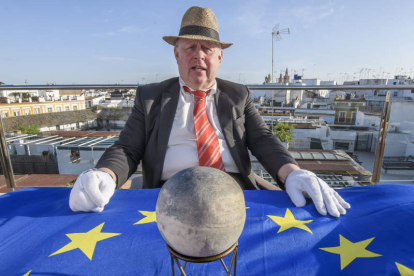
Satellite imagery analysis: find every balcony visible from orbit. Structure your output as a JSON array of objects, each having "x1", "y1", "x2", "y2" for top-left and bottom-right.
[{"x1": 0, "y1": 84, "x2": 413, "y2": 193}]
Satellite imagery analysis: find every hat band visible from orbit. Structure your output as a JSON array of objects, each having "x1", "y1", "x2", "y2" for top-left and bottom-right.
[{"x1": 179, "y1": 25, "x2": 220, "y2": 41}]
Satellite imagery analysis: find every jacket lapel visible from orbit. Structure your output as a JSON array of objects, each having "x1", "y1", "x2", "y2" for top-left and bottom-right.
[{"x1": 215, "y1": 86, "x2": 245, "y2": 174}]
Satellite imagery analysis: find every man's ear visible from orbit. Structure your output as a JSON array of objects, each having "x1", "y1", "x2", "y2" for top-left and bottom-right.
[
  {"x1": 218, "y1": 49, "x2": 223, "y2": 64},
  {"x1": 174, "y1": 46, "x2": 179, "y2": 61}
]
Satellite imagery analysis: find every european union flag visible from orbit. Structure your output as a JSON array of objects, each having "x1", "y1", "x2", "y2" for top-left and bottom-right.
[{"x1": 0, "y1": 185, "x2": 413, "y2": 275}]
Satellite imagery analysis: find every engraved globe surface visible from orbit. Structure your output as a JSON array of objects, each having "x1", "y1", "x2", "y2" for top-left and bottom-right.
[{"x1": 156, "y1": 167, "x2": 246, "y2": 257}]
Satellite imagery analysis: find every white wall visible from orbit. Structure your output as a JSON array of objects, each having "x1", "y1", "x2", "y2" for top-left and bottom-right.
[
  {"x1": 27, "y1": 144, "x2": 54, "y2": 155},
  {"x1": 92, "y1": 96, "x2": 105, "y2": 106},
  {"x1": 57, "y1": 148, "x2": 106, "y2": 175},
  {"x1": 39, "y1": 90, "x2": 60, "y2": 99},
  {"x1": 1, "y1": 89, "x2": 40, "y2": 98},
  {"x1": 300, "y1": 79, "x2": 320, "y2": 86},
  {"x1": 38, "y1": 121, "x2": 95, "y2": 132},
  {"x1": 389, "y1": 102, "x2": 414, "y2": 140},
  {"x1": 406, "y1": 143, "x2": 414, "y2": 157},
  {"x1": 291, "y1": 128, "x2": 319, "y2": 139},
  {"x1": 356, "y1": 112, "x2": 380, "y2": 128},
  {"x1": 330, "y1": 130, "x2": 356, "y2": 140},
  {"x1": 382, "y1": 132, "x2": 411, "y2": 157},
  {"x1": 320, "y1": 81, "x2": 337, "y2": 85},
  {"x1": 360, "y1": 79, "x2": 388, "y2": 85}
]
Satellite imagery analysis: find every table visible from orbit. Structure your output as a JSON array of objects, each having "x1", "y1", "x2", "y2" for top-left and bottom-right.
[{"x1": 0, "y1": 185, "x2": 413, "y2": 275}]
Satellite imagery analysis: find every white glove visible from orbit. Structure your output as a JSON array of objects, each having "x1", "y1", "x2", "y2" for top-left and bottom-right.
[
  {"x1": 285, "y1": 169, "x2": 351, "y2": 217},
  {"x1": 69, "y1": 169, "x2": 116, "y2": 213}
]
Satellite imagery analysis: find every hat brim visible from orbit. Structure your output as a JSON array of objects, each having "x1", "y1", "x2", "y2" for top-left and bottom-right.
[{"x1": 163, "y1": 35, "x2": 233, "y2": 49}]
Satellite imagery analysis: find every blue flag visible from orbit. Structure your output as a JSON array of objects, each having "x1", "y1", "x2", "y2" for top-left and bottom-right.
[{"x1": 0, "y1": 185, "x2": 413, "y2": 275}]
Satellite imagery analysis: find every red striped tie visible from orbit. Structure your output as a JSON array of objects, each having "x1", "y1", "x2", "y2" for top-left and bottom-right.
[{"x1": 183, "y1": 86, "x2": 226, "y2": 172}]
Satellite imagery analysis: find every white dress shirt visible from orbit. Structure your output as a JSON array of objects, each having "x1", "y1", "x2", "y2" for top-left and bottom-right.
[{"x1": 161, "y1": 78, "x2": 239, "y2": 180}]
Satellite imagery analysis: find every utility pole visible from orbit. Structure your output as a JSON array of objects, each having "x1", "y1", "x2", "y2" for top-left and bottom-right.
[{"x1": 271, "y1": 25, "x2": 289, "y2": 83}]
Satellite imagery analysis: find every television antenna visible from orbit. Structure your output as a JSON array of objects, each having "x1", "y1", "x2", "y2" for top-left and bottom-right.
[{"x1": 272, "y1": 24, "x2": 290, "y2": 83}]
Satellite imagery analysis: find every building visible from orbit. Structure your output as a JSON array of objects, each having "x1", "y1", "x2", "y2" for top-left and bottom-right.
[
  {"x1": 4, "y1": 131, "x2": 119, "y2": 175},
  {"x1": 85, "y1": 95, "x2": 106, "y2": 108},
  {"x1": 58, "y1": 90, "x2": 84, "y2": 101},
  {"x1": 0, "y1": 99, "x2": 86, "y2": 118},
  {"x1": 333, "y1": 98, "x2": 366, "y2": 125}
]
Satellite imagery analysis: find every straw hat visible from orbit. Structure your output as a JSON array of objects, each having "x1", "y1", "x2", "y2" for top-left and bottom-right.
[{"x1": 163, "y1": 6, "x2": 233, "y2": 49}]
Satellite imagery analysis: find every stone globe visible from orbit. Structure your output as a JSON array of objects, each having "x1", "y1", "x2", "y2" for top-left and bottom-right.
[{"x1": 156, "y1": 167, "x2": 246, "y2": 257}]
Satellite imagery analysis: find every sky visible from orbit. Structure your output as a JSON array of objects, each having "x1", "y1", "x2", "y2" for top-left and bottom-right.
[{"x1": 1, "y1": 0, "x2": 413, "y2": 85}]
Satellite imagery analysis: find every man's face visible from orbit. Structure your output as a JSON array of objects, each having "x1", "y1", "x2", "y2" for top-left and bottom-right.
[{"x1": 174, "y1": 38, "x2": 223, "y2": 90}]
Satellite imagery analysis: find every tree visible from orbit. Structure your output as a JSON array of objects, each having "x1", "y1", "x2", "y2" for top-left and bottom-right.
[
  {"x1": 273, "y1": 122, "x2": 295, "y2": 143},
  {"x1": 10, "y1": 92, "x2": 20, "y2": 100},
  {"x1": 18, "y1": 125, "x2": 40, "y2": 134}
]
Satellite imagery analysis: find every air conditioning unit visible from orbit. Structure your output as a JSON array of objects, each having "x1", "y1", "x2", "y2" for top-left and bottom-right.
[{"x1": 388, "y1": 124, "x2": 398, "y2": 132}]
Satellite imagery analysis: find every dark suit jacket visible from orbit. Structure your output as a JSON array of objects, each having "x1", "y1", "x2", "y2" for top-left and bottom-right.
[{"x1": 96, "y1": 77, "x2": 297, "y2": 190}]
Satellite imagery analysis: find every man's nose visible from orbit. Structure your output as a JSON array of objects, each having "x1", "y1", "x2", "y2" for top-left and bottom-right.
[{"x1": 194, "y1": 46, "x2": 205, "y2": 60}]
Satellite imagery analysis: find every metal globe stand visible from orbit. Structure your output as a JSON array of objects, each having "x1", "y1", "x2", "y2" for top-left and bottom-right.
[{"x1": 167, "y1": 241, "x2": 238, "y2": 276}]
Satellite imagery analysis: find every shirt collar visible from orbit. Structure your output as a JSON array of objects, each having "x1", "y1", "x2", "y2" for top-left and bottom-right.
[{"x1": 179, "y1": 77, "x2": 217, "y2": 96}]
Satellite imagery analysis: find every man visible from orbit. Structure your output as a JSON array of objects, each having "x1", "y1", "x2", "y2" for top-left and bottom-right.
[{"x1": 69, "y1": 6, "x2": 350, "y2": 217}]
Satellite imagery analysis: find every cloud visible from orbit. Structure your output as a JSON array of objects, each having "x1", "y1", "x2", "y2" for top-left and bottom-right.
[
  {"x1": 95, "y1": 26, "x2": 149, "y2": 37},
  {"x1": 1, "y1": 58, "x2": 15, "y2": 62},
  {"x1": 74, "y1": 6, "x2": 82, "y2": 14},
  {"x1": 234, "y1": 0, "x2": 270, "y2": 35},
  {"x1": 294, "y1": 2, "x2": 336, "y2": 23},
  {"x1": 92, "y1": 55, "x2": 136, "y2": 62}
]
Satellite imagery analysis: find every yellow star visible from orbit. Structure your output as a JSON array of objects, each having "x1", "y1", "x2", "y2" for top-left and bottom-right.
[
  {"x1": 267, "y1": 208, "x2": 313, "y2": 234},
  {"x1": 49, "y1": 223, "x2": 121, "y2": 260},
  {"x1": 246, "y1": 207, "x2": 250, "y2": 209},
  {"x1": 320, "y1": 235, "x2": 382, "y2": 270},
  {"x1": 134, "y1": 211, "x2": 157, "y2": 225},
  {"x1": 396, "y1": 262, "x2": 414, "y2": 276},
  {"x1": 22, "y1": 270, "x2": 32, "y2": 276}
]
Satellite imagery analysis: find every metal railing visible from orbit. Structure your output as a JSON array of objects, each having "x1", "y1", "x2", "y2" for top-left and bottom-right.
[
  {"x1": 247, "y1": 84, "x2": 414, "y2": 91},
  {"x1": 0, "y1": 84, "x2": 139, "y2": 91},
  {"x1": 1, "y1": 84, "x2": 413, "y2": 91},
  {"x1": 0, "y1": 84, "x2": 413, "y2": 190}
]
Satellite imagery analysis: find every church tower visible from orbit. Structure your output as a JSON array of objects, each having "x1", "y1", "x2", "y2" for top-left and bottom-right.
[
  {"x1": 278, "y1": 73, "x2": 283, "y2": 84},
  {"x1": 283, "y1": 68, "x2": 290, "y2": 84}
]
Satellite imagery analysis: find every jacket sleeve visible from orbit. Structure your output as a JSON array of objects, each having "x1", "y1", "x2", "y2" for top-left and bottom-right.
[
  {"x1": 243, "y1": 86, "x2": 298, "y2": 190},
  {"x1": 95, "y1": 87, "x2": 146, "y2": 187}
]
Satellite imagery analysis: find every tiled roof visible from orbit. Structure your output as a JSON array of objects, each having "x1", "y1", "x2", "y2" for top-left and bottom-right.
[
  {"x1": 59, "y1": 90, "x2": 83, "y2": 96},
  {"x1": 2, "y1": 110, "x2": 98, "y2": 132},
  {"x1": 98, "y1": 108, "x2": 132, "y2": 120}
]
